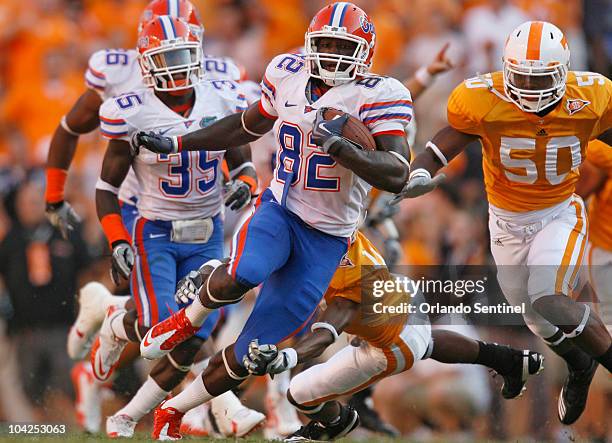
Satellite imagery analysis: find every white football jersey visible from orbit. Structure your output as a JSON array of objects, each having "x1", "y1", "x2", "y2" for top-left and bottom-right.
[
  {"x1": 99, "y1": 81, "x2": 246, "y2": 221},
  {"x1": 86, "y1": 49, "x2": 243, "y2": 205},
  {"x1": 259, "y1": 53, "x2": 413, "y2": 237}
]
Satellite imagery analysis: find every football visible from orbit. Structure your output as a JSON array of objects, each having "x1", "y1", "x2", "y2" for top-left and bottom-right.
[{"x1": 322, "y1": 108, "x2": 377, "y2": 151}]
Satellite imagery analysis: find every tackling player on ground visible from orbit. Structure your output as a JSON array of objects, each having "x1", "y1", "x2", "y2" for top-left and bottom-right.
[{"x1": 392, "y1": 21, "x2": 612, "y2": 425}]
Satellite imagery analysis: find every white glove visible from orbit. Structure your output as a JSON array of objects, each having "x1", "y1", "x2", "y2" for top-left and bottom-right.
[
  {"x1": 224, "y1": 179, "x2": 252, "y2": 211},
  {"x1": 389, "y1": 169, "x2": 446, "y2": 205},
  {"x1": 110, "y1": 241, "x2": 134, "y2": 285},
  {"x1": 243, "y1": 339, "x2": 298, "y2": 376},
  {"x1": 45, "y1": 201, "x2": 81, "y2": 239},
  {"x1": 175, "y1": 270, "x2": 203, "y2": 305}
]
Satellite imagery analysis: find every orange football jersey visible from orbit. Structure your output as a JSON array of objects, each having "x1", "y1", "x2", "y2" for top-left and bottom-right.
[
  {"x1": 448, "y1": 71, "x2": 612, "y2": 212},
  {"x1": 585, "y1": 140, "x2": 612, "y2": 250},
  {"x1": 324, "y1": 231, "x2": 407, "y2": 348}
]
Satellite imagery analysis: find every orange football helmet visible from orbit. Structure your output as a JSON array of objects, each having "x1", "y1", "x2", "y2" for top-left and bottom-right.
[
  {"x1": 137, "y1": 16, "x2": 203, "y2": 92},
  {"x1": 305, "y1": 2, "x2": 376, "y2": 86},
  {"x1": 139, "y1": 0, "x2": 204, "y2": 41}
]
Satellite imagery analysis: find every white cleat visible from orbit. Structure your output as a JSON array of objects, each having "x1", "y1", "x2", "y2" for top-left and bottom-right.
[
  {"x1": 91, "y1": 306, "x2": 128, "y2": 382},
  {"x1": 67, "y1": 282, "x2": 114, "y2": 360},
  {"x1": 106, "y1": 413, "x2": 137, "y2": 438},
  {"x1": 214, "y1": 406, "x2": 266, "y2": 437},
  {"x1": 179, "y1": 403, "x2": 212, "y2": 437},
  {"x1": 264, "y1": 393, "x2": 302, "y2": 439},
  {"x1": 71, "y1": 361, "x2": 102, "y2": 433}
]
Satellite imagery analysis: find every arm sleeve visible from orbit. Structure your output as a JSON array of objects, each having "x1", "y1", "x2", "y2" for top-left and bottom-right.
[
  {"x1": 447, "y1": 82, "x2": 484, "y2": 136},
  {"x1": 259, "y1": 56, "x2": 288, "y2": 119},
  {"x1": 99, "y1": 99, "x2": 130, "y2": 142},
  {"x1": 84, "y1": 50, "x2": 108, "y2": 95},
  {"x1": 360, "y1": 78, "x2": 413, "y2": 136}
]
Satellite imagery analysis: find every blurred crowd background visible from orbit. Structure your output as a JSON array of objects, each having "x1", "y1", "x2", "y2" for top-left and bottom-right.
[{"x1": 0, "y1": 0, "x2": 609, "y2": 441}]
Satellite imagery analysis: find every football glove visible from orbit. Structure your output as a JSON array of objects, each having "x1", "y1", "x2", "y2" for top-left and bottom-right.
[
  {"x1": 110, "y1": 241, "x2": 134, "y2": 286},
  {"x1": 175, "y1": 270, "x2": 204, "y2": 305},
  {"x1": 312, "y1": 108, "x2": 348, "y2": 153},
  {"x1": 224, "y1": 178, "x2": 252, "y2": 211},
  {"x1": 243, "y1": 339, "x2": 298, "y2": 376},
  {"x1": 133, "y1": 131, "x2": 180, "y2": 155},
  {"x1": 389, "y1": 169, "x2": 446, "y2": 205},
  {"x1": 45, "y1": 201, "x2": 81, "y2": 240}
]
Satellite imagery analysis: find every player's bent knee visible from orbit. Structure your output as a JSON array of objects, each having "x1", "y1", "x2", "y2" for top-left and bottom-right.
[
  {"x1": 200, "y1": 261, "x2": 251, "y2": 308},
  {"x1": 287, "y1": 388, "x2": 325, "y2": 414}
]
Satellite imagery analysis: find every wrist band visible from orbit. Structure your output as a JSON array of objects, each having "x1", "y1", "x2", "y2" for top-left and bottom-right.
[
  {"x1": 311, "y1": 322, "x2": 339, "y2": 342},
  {"x1": 100, "y1": 213, "x2": 130, "y2": 249},
  {"x1": 61, "y1": 115, "x2": 81, "y2": 136},
  {"x1": 241, "y1": 111, "x2": 267, "y2": 137},
  {"x1": 45, "y1": 168, "x2": 67, "y2": 204},
  {"x1": 229, "y1": 161, "x2": 256, "y2": 179},
  {"x1": 426, "y1": 141, "x2": 448, "y2": 166},
  {"x1": 174, "y1": 136, "x2": 182, "y2": 153},
  {"x1": 409, "y1": 168, "x2": 431, "y2": 180},
  {"x1": 415, "y1": 66, "x2": 433, "y2": 87},
  {"x1": 388, "y1": 150, "x2": 410, "y2": 168},
  {"x1": 237, "y1": 174, "x2": 258, "y2": 194},
  {"x1": 282, "y1": 348, "x2": 299, "y2": 369}
]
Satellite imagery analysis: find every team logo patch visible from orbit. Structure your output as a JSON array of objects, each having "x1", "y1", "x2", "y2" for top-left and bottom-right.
[
  {"x1": 304, "y1": 105, "x2": 316, "y2": 113},
  {"x1": 199, "y1": 116, "x2": 217, "y2": 128},
  {"x1": 184, "y1": 120, "x2": 194, "y2": 128},
  {"x1": 359, "y1": 16, "x2": 374, "y2": 34},
  {"x1": 338, "y1": 254, "x2": 354, "y2": 268},
  {"x1": 566, "y1": 98, "x2": 590, "y2": 116}
]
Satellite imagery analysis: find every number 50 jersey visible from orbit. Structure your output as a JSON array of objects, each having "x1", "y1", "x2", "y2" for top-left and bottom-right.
[
  {"x1": 99, "y1": 80, "x2": 247, "y2": 221},
  {"x1": 448, "y1": 71, "x2": 612, "y2": 212},
  {"x1": 259, "y1": 53, "x2": 413, "y2": 237}
]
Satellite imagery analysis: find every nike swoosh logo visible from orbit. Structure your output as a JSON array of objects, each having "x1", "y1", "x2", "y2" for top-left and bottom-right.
[
  {"x1": 96, "y1": 354, "x2": 109, "y2": 379},
  {"x1": 75, "y1": 328, "x2": 85, "y2": 338},
  {"x1": 143, "y1": 334, "x2": 153, "y2": 348},
  {"x1": 284, "y1": 101, "x2": 297, "y2": 107},
  {"x1": 158, "y1": 128, "x2": 172, "y2": 136},
  {"x1": 318, "y1": 122, "x2": 332, "y2": 134},
  {"x1": 149, "y1": 233, "x2": 166, "y2": 239}
]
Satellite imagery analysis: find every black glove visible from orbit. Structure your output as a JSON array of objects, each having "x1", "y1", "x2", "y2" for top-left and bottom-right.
[
  {"x1": 224, "y1": 178, "x2": 253, "y2": 211},
  {"x1": 311, "y1": 108, "x2": 349, "y2": 153},
  {"x1": 132, "y1": 131, "x2": 180, "y2": 155}
]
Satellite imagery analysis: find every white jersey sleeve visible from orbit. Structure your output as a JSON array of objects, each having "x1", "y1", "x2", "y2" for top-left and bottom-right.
[
  {"x1": 357, "y1": 77, "x2": 413, "y2": 136},
  {"x1": 85, "y1": 49, "x2": 143, "y2": 101},
  {"x1": 99, "y1": 93, "x2": 142, "y2": 143},
  {"x1": 203, "y1": 55, "x2": 242, "y2": 81},
  {"x1": 259, "y1": 54, "x2": 297, "y2": 118}
]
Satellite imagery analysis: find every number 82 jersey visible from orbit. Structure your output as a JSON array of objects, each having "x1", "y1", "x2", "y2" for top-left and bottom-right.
[{"x1": 447, "y1": 71, "x2": 612, "y2": 212}]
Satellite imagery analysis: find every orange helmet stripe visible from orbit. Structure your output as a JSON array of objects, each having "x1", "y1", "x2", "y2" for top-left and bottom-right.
[{"x1": 526, "y1": 21, "x2": 544, "y2": 60}]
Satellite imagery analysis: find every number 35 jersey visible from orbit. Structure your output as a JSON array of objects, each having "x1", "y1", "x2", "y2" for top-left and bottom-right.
[
  {"x1": 448, "y1": 71, "x2": 612, "y2": 212},
  {"x1": 259, "y1": 53, "x2": 413, "y2": 237},
  {"x1": 99, "y1": 81, "x2": 247, "y2": 221}
]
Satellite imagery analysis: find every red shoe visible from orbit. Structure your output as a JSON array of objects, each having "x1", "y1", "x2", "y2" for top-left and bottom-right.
[
  {"x1": 153, "y1": 402, "x2": 185, "y2": 441},
  {"x1": 140, "y1": 308, "x2": 198, "y2": 360}
]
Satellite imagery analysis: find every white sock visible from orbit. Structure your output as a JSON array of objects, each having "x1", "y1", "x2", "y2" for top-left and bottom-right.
[
  {"x1": 107, "y1": 295, "x2": 130, "y2": 310},
  {"x1": 267, "y1": 370, "x2": 291, "y2": 399},
  {"x1": 115, "y1": 376, "x2": 169, "y2": 420},
  {"x1": 185, "y1": 291, "x2": 213, "y2": 327},
  {"x1": 211, "y1": 390, "x2": 245, "y2": 418},
  {"x1": 190, "y1": 357, "x2": 210, "y2": 377},
  {"x1": 109, "y1": 310, "x2": 130, "y2": 342},
  {"x1": 163, "y1": 375, "x2": 214, "y2": 413}
]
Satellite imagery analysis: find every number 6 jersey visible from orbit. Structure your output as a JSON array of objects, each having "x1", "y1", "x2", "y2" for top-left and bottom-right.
[
  {"x1": 99, "y1": 80, "x2": 247, "y2": 221},
  {"x1": 448, "y1": 71, "x2": 612, "y2": 212},
  {"x1": 259, "y1": 53, "x2": 413, "y2": 237}
]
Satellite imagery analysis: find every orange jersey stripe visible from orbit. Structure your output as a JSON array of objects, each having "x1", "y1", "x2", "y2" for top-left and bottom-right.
[
  {"x1": 526, "y1": 21, "x2": 544, "y2": 60},
  {"x1": 555, "y1": 200, "x2": 584, "y2": 294}
]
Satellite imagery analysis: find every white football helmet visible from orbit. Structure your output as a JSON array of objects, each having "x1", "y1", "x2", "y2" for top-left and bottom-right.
[{"x1": 503, "y1": 21, "x2": 570, "y2": 113}]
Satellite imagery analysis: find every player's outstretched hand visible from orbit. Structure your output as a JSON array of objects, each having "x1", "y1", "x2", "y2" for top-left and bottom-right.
[
  {"x1": 243, "y1": 339, "x2": 298, "y2": 376},
  {"x1": 175, "y1": 270, "x2": 203, "y2": 305},
  {"x1": 110, "y1": 241, "x2": 135, "y2": 286},
  {"x1": 132, "y1": 131, "x2": 180, "y2": 155},
  {"x1": 427, "y1": 42, "x2": 454, "y2": 76},
  {"x1": 312, "y1": 108, "x2": 348, "y2": 153},
  {"x1": 45, "y1": 201, "x2": 81, "y2": 239},
  {"x1": 224, "y1": 179, "x2": 252, "y2": 211},
  {"x1": 389, "y1": 169, "x2": 446, "y2": 205}
]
